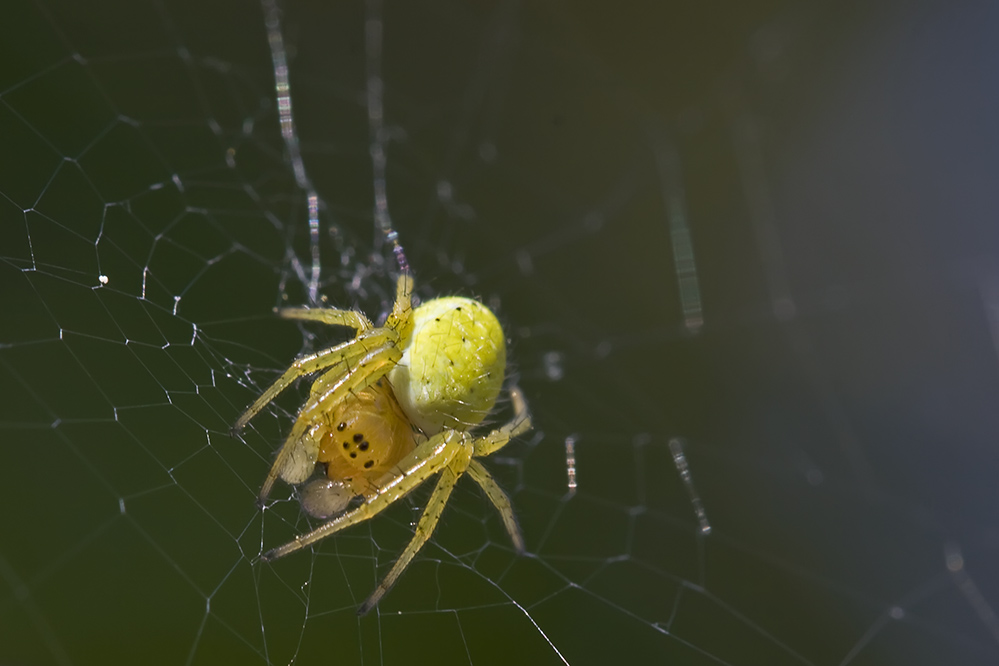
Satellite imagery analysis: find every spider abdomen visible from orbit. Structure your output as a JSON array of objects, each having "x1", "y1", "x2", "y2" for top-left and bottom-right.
[{"x1": 389, "y1": 296, "x2": 506, "y2": 435}]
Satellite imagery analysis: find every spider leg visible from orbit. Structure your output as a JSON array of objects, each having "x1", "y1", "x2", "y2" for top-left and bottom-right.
[
  {"x1": 466, "y1": 459, "x2": 524, "y2": 553},
  {"x1": 257, "y1": 344, "x2": 403, "y2": 502},
  {"x1": 233, "y1": 327, "x2": 398, "y2": 433},
  {"x1": 236, "y1": 273, "x2": 412, "y2": 433},
  {"x1": 382, "y1": 273, "x2": 414, "y2": 335},
  {"x1": 279, "y1": 307, "x2": 373, "y2": 331},
  {"x1": 471, "y1": 386, "x2": 532, "y2": 458},
  {"x1": 261, "y1": 430, "x2": 463, "y2": 560},
  {"x1": 296, "y1": 343, "x2": 402, "y2": 423},
  {"x1": 357, "y1": 443, "x2": 473, "y2": 615}
]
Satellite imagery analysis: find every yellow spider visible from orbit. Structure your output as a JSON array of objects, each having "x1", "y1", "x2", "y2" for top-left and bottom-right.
[{"x1": 233, "y1": 273, "x2": 531, "y2": 614}]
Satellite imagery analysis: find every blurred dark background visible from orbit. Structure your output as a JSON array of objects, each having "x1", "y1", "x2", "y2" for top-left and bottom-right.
[{"x1": 2, "y1": 0, "x2": 999, "y2": 664}]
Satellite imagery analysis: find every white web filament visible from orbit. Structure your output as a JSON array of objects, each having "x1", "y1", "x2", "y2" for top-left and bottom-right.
[
  {"x1": 365, "y1": 0, "x2": 409, "y2": 273},
  {"x1": 651, "y1": 127, "x2": 704, "y2": 333},
  {"x1": 669, "y1": 437, "x2": 711, "y2": 535},
  {"x1": 261, "y1": 0, "x2": 323, "y2": 302},
  {"x1": 564, "y1": 435, "x2": 578, "y2": 498}
]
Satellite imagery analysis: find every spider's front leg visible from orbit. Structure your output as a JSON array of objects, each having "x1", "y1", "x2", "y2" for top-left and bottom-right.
[
  {"x1": 233, "y1": 324, "x2": 383, "y2": 433},
  {"x1": 279, "y1": 307, "x2": 373, "y2": 331},
  {"x1": 236, "y1": 273, "x2": 413, "y2": 434}
]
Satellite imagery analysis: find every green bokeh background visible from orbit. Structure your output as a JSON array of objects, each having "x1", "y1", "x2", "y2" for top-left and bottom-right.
[{"x1": 3, "y1": 0, "x2": 999, "y2": 664}]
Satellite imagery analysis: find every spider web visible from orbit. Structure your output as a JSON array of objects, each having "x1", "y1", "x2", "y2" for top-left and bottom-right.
[{"x1": 3, "y1": 0, "x2": 999, "y2": 664}]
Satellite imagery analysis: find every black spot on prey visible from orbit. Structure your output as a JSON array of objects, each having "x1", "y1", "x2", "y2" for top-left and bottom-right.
[
  {"x1": 343, "y1": 442, "x2": 350, "y2": 449},
  {"x1": 349, "y1": 452, "x2": 357, "y2": 459},
  {"x1": 364, "y1": 460, "x2": 374, "y2": 469}
]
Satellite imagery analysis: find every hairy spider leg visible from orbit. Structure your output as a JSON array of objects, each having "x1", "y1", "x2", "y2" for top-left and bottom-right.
[
  {"x1": 472, "y1": 386, "x2": 531, "y2": 457},
  {"x1": 466, "y1": 459, "x2": 524, "y2": 553},
  {"x1": 233, "y1": 273, "x2": 412, "y2": 433},
  {"x1": 464, "y1": 387, "x2": 532, "y2": 552},
  {"x1": 357, "y1": 443, "x2": 473, "y2": 615},
  {"x1": 381, "y1": 273, "x2": 414, "y2": 331},
  {"x1": 233, "y1": 328, "x2": 386, "y2": 432},
  {"x1": 262, "y1": 388, "x2": 531, "y2": 611},
  {"x1": 279, "y1": 307, "x2": 374, "y2": 331},
  {"x1": 262, "y1": 430, "x2": 465, "y2": 560},
  {"x1": 357, "y1": 391, "x2": 530, "y2": 613}
]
